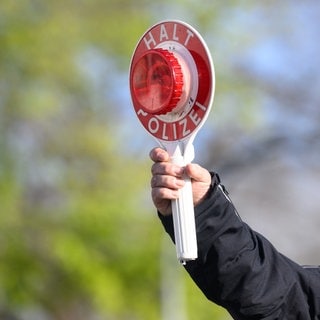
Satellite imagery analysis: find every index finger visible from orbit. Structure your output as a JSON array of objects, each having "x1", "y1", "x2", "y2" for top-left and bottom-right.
[{"x1": 149, "y1": 147, "x2": 170, "y2": 163}]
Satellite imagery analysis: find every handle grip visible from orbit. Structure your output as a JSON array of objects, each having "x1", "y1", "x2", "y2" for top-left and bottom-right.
[{"x1": 170, "y1": 153, "x2": 198, "y2": 264}]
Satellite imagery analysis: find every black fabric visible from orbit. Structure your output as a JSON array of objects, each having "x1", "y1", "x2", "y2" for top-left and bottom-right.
[{"x1": 159, "y1": 173, "x2": 320, "y2": 319}]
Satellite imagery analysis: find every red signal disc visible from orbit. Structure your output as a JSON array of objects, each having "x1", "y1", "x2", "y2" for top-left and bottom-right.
[
  {"x1": 129, "y1": 20, "x2": 215, "y2": 142},
  {"x1": 130, "y1": 49, "x2": 183, "y2": 115}
]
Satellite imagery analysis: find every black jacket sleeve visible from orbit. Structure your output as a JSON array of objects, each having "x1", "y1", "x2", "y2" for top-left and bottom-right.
[{"x1": 159, "y1": 173, "x2": 320, "y2": 320}]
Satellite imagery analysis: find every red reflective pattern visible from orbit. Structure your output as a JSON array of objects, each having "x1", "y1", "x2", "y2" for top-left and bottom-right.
[{"x1": 131, "y1": 49, "x2": 183, "y2": 115}]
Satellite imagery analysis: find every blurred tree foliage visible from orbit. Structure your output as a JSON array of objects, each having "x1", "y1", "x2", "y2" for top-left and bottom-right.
[
  {"x1": 0, "y1": 1, "x2": 160, "y2": 319},
  {"x1": 0, "y1": 0, "x2": 232, "y2": 319}
]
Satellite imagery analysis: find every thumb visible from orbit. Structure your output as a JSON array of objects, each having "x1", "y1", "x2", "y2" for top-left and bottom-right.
[
  {"x1": 185, "y1": 163, "x2": 211, "y2": 206},
  {"x1": 185, "y1": 163, "x2": 211, "y2": 184}
]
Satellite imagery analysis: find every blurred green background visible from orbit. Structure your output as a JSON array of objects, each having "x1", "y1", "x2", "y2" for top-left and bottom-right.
[{"x1": 1, "y1": 1, "x2": 319, "y2": 319}]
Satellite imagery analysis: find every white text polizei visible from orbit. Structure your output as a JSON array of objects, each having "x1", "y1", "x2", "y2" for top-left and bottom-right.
[{"x1": 136, "y1": 101, "x2": 206, "y2": 141}]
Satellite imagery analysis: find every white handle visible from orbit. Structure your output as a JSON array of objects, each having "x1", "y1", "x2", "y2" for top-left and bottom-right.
[
  {"x1": 170, "y1": 147, "x2": 197, "y2": 264},
  {"x1": 171, "y1": 177, "x2": 198, "y2": 264}
]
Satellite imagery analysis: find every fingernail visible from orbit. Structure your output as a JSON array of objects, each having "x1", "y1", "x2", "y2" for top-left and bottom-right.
[
  {"x1": 174, "y1": 167, "x2": 184, "y2": 176},
  {"x1": 158, "y1": 150, "x2": 167, "y2": 161}
]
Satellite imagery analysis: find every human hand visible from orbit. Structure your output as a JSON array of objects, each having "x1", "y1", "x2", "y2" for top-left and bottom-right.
[{"x1": 149, "y1": 147, "x2": 212, "y2": 216}]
